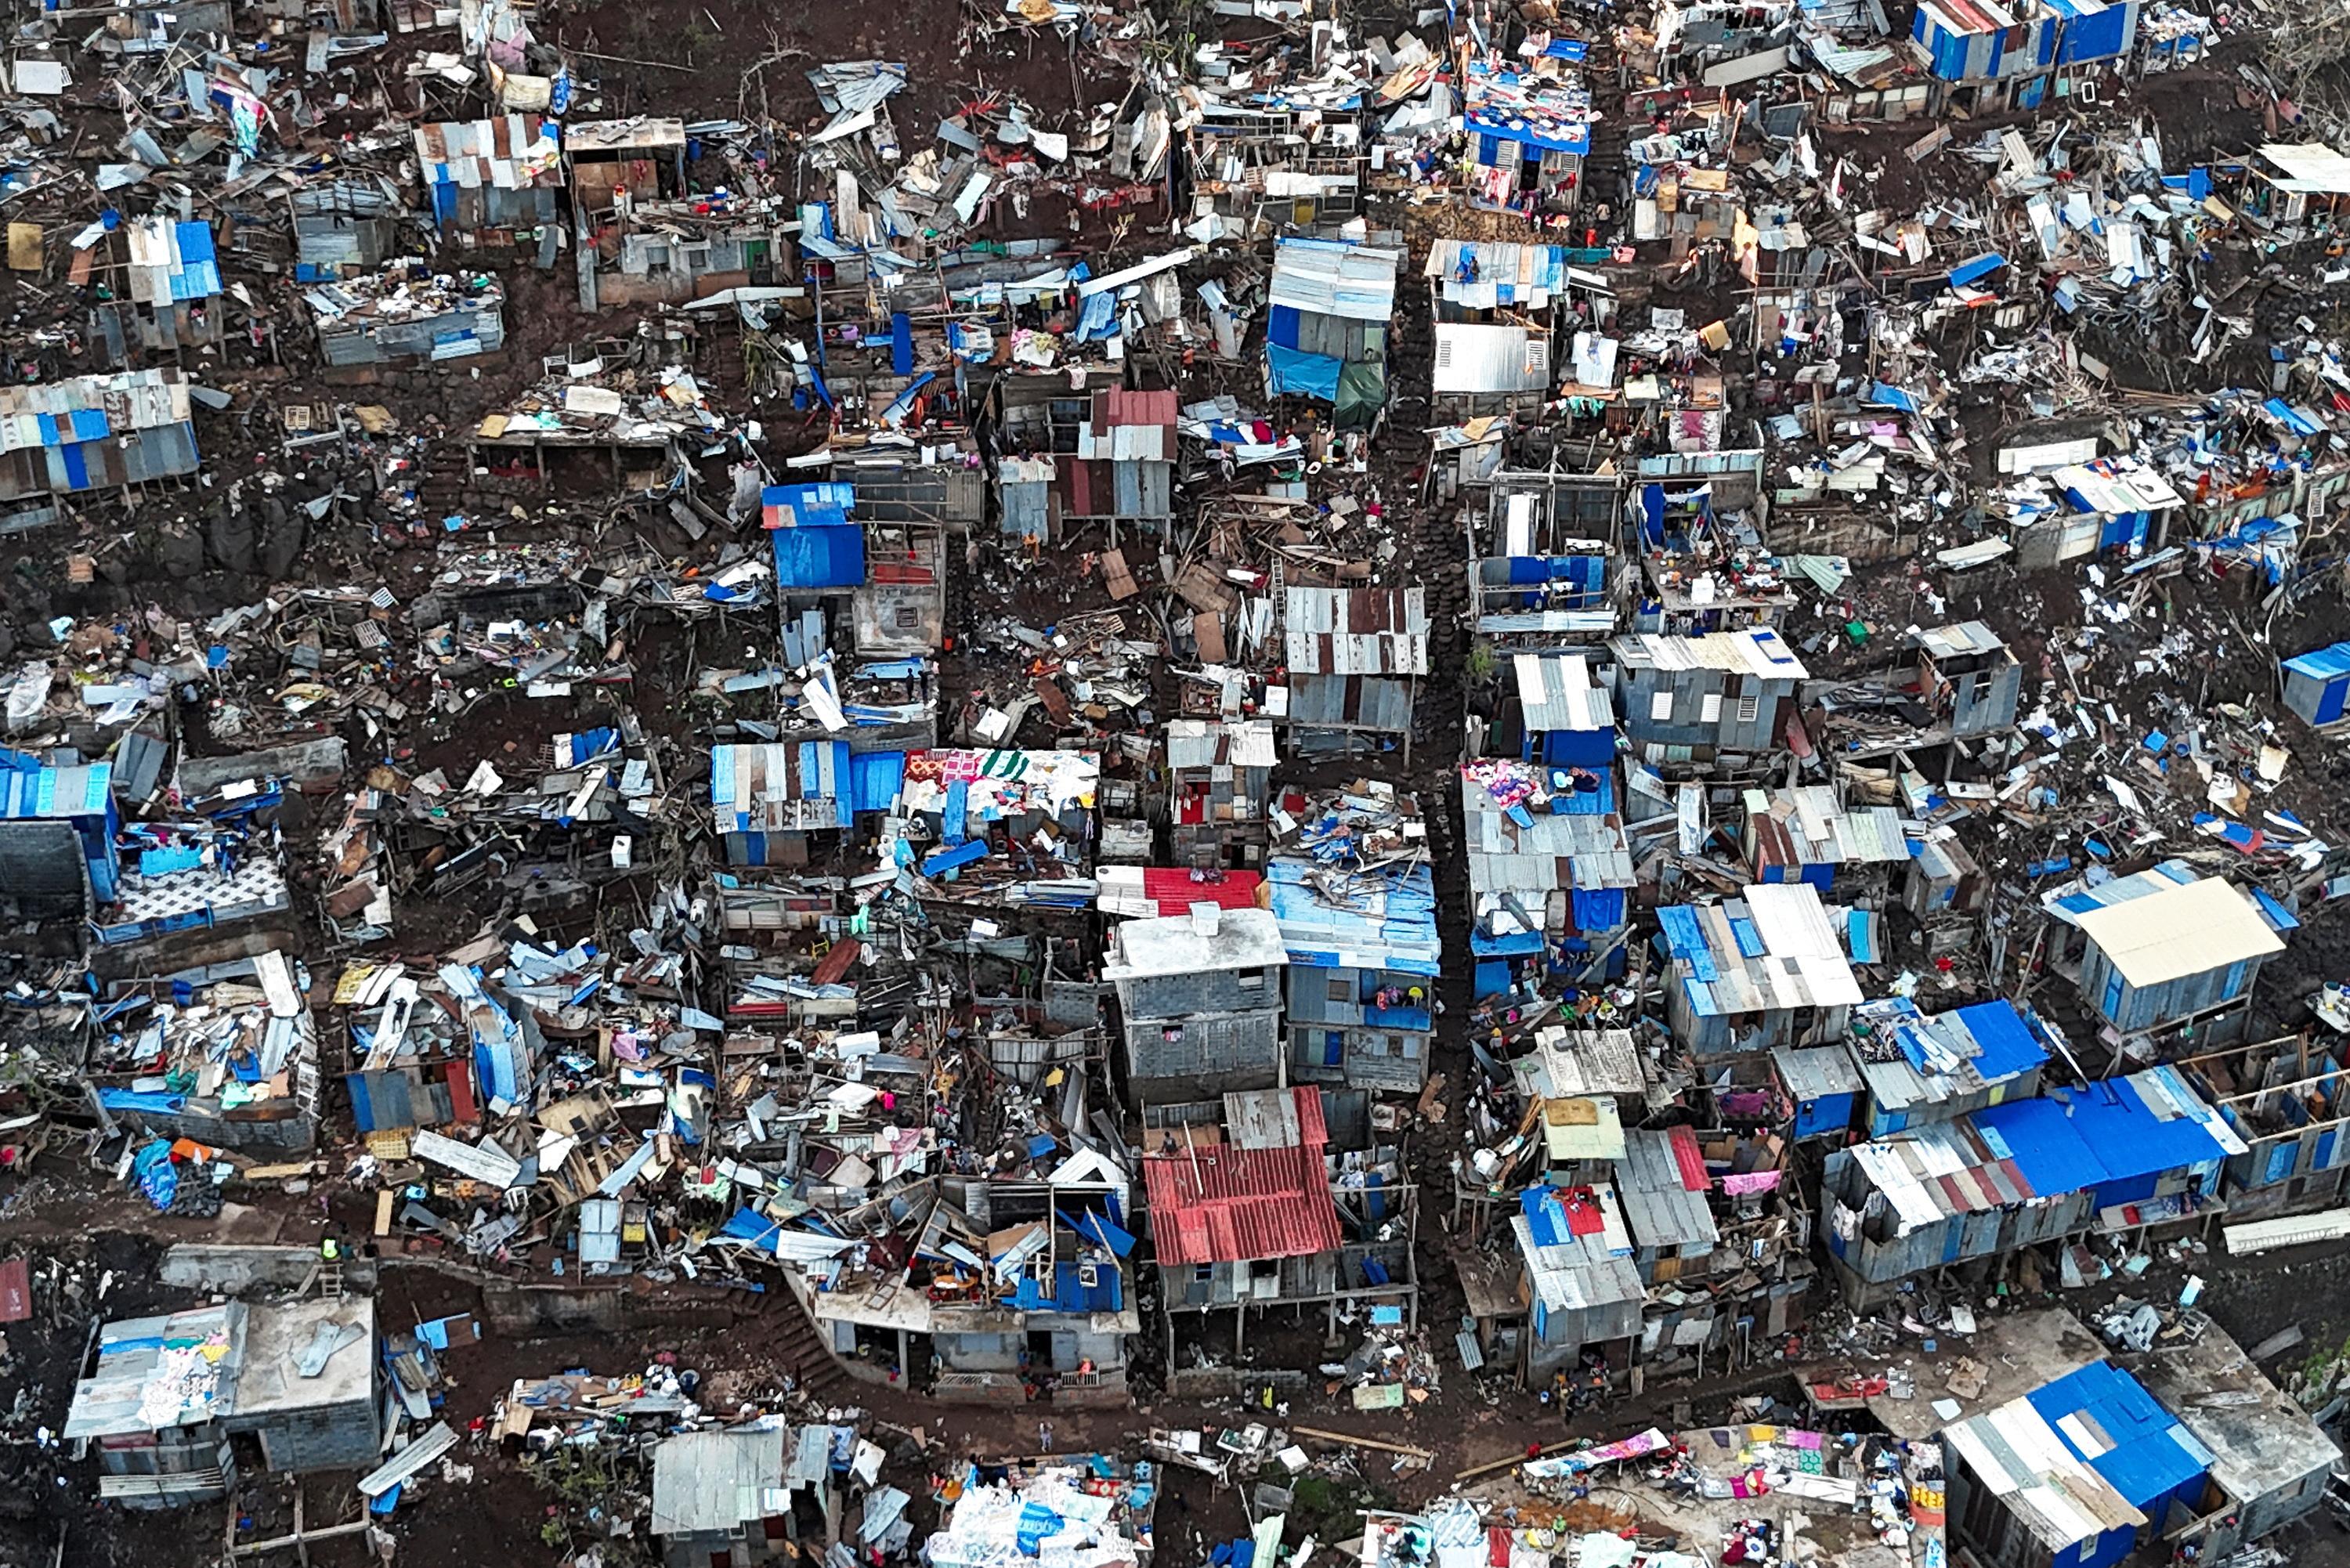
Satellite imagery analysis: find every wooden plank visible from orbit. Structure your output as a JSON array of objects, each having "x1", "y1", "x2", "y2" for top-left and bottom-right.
[
  {"x1": 1101, "y1": 547, "x2": 1137, "y2": 601},
  {"x1": 1289, "y1": 1425, "x2": 1431, "y2": 1460},
  {"x1": 1194, "y1": 610, "x2": 1227, "y2": 665},
  {"x1": 357, "y1": 1421, "x2": 458, "y2": 1498},
  {"x1": 232, "y1": 1518, "x2": 373, "y2": 1557}
]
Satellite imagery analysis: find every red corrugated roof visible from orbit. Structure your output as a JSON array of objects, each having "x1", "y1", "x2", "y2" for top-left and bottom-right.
[
  {"x1": 1144, "y1": 1138, "x2": 1341, "y2": 1265},
  {"x1": 1667, "y1": 1125, "x2": 1710, "y2": 1192},
  {"x1": 1136, "y1": 868, "x2": 1264, "y2": 916},
  {"x1": 1100, "y1": 387, "x2": 1177, "y2": 428},
  {"x1": 1290, "y1": 1083, "x2": 1329, "y2": 1148}
]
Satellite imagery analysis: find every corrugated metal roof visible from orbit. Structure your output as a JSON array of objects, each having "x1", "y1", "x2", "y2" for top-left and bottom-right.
[
  {"x1": 2284, "y1": 639, "x2": 2350, "y2": 681},
  {"x1": 1514, "y1": 652, "x2": 1613, "y2": 734},
  {"x1": 1094, "y1": 865, "x2": 1265, "y2": 919},
  {"x1": 1284, "y1": 587, "x2": 1430, "y2": 675},
  {"x1": 1269, "y1": 237, "x2": 1402, "y2": 323},
  {"x1": 1519, "y1": 1028, "x2": 1647, "y2": 1097},
  {"x1": 1610, "y1": 627, "x2": 1810, "y2": 680},
  {"x1": 650, "y1": 1429, "x2": 787, "y2": 1537},
  {"x1": 2023, "y1": 1362, "x2": 2208, "y2": 1512},
  {"x1": 1104, "y1": 905, "x2": 1289, "y2": 981},
  {"x1": 1432, "y1": 323, "x2": 1551, "y2": 394},
  {"x1": 1845, "y1": 1064, "x2": 2240, "y2": 1234},
  {"x1": 710, "y1": 742, "x2": 854, "y2": 833},
  {"x1": 65, "y1": 1303, "x2": 243, "y2": 1439},
  {"x1": 1850, "y1": 997, "x2": 2048, "y2": 1113},
  {"x1": 2072, "y1": 873, "x2": 2283, "y2": 988},
  {"x1": 0, "y1": 761, "x2": 111, "y2": 820},
  {"x1": 2053, "y1": 456, "x2": 2186, "y2": 516},
  {"x1": 1165, "y1": 717, "x2": 1277, "y2": 770},
  {"x1": 1912, "y1": 620, "x2": 2007, "y2": 659},
  {"x1": 1615, "y1": 1129, "x2": 1719, "y2": 1252},
  {"x1": 1223, "y1": 1084, "x2": 1328, "y2": 1151},
  {"x1": 566, "y1": 116, "x2": 689, "y2": 150},
  {"x1": 1944, "y1": 1393, "x2": 2147, "y2": 1554},
  {"x1": 1144, "y1": 1140, "x2": 1341, "y2": 1265},
  {"x1": 1745, "y1": 786, "x2": 1911, "y2": 869},
  {"x1": 1510, "y1": 1186, "x2": 1641, "y2": 1312},
  {"x1": 0, "y1": 369, "x2": 189, "y2": 451},
  {"x1": 1423, "y1": 240, "x2": 1570, "y2": 305},
  {"x1": 1773, "y1": 1043, "x2": 1864, "y2": 1101},
  {"x1": 1665, "y1": 887, "x2": 1864, "y2": 1016},
  {"x1": 1264, "y1": 855, "x2": 1441, "y2": 974},
  {"x1": 413, "y1": 115, "x2": 562, "y2": 193},
  {"x1": 1460, "y1": 762, "x2": 1636, "y2": 903},
  {"x1": 1284, "y1": 673, "x2": 1416, "y2": 732}
]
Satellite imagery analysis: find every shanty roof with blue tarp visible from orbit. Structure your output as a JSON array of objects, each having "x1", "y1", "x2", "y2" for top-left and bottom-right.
[
  {"x1": 1840, "y1": 1064, "x2": 2243, "y2": 1237},
  {"x1": 1010, "y1": 1259, "x2": 1123, "y2": 1313},
  {"x1": 1970, "y1": 1067, "x2": 2244, "y2": 1202},
  {"x1": 709, "y1": 742, "x2": 902, "y2": 836},
  {"x1": 2024, "y1": 1361, "x2": 2213, "y2": 1516},
  {"x1": 765, "y1": 482, "x2": 868, "y2": 590},
  {"x1": 1463, "y1": 63, "x2": 1593, "y2": 157},
  {"x1": 1940, "y1": 1360, "x2": 2197, "y2": 1561},
  {"x1": 0, "y1": 756, "x2": 114, "y2": 820},
  {"x1": 1265, "y1": 857, "x2": 1441, "y2": 976},
  {"x1": 1656, "y1": 882, "x2": 1864, "y2": 1017},
  {"x1": 1461, "y1": 759, "x2": 1634, "y2": 940},
  {"x1": 1848, "y1": 996, "x2": 2051, "y2": 1117},
  {"x1": 127, "y1": 219, "x2": 222, "y2": 305}
]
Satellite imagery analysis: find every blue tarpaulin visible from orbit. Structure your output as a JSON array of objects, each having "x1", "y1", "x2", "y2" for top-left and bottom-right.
[
  {"x1": 103, "y1": 1089, "x2": 189, "y2": 1115},
  {"x1": 1266, "y1": 342, "x2": 1343, "y2": 402},
  {"x1": 1466, "y1": 109, "x2": 1591, "y2": 157},
  {"x1": 131, "y1": 1138, "x2": 179, "y2": 1210}
]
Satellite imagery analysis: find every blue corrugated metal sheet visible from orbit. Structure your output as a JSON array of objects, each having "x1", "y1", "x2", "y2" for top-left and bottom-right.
[
  {"x1": 1265, "y1": 858, "x2": 1442, "y2": 975},
  {"x1": 848, "y1": 751, "x2": 906, "y2": 816},
  {"x1": 0, "y1": 761, "x2": 112, "y2": 819},
  {"x1": 765, "y1": 482, "x2": 867, "y2": 589},
  {"x1": 1972, "y1": 1073, "x2": 2229, "y2": 1201},
  {"x1": 1947, "y1": 999, "x2": 2049, "y2": 1081},
  {"x1": 2023, "y1": 1362, "x2": 2207, "y2": 1513},
  {"x1": 2055, "y1": 0, "x2": 2133, "y2": 62},
  {"x1": 172, "y1": 222, "x2": 221, "y2": 301},
  {"x1": 923, "y1": 839, "x2": 989, "y2": 876},
  {"x1": 2252, "y1": 887, "x2": 2302, "y2": 933},
  {"x1": 1656, "y1": 905, "x2": 1714, "y2": 974},
  {"x1": 2283, "y1": 641, "x2": 2350, "y2": 681}
]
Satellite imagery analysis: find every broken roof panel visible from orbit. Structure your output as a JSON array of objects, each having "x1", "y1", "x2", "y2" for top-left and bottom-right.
[
  {"x1": 1268, "y1": 237, "x2": 1402, "y2": 323},
  {"x1": 1103, "y1": 905, "x2": 1289, "y2": 981}
]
